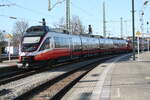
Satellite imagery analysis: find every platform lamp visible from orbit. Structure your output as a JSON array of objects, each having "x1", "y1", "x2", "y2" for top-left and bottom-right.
[
  {"x1": 6, "y1": 16, "x2": 16, "y2": 61},
  {"x1": 147, "y1": 21, "x2": 149, "y2": 33},
  {"x1": 146, "y1": 21, "x2": 150, "y2": 52},
  {"x1": 141, "y1": 1, "x2": 149, "y2": 52},
  {"x1": 132, "y1": 0, "x2": 136, "y2": 60},
  {"x1": 144, "y1": 0, "x2": 149, "y2": 6}
]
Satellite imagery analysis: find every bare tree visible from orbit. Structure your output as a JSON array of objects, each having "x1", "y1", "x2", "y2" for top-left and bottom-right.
[
  {"x1": 53, "y1": 16, "x2": 85, "y2": 35},
  {"x1": 71, "y1": 16, "x2": 85, "y2": 34},
  {"x1": 53, "y1": 17, "x2": 66, "y2": 29},
  {"x1": 12, "y1": 20, "x2": 29, "y2": 47}
]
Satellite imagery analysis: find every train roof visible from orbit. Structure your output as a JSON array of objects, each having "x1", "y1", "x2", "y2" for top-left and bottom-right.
[
  {"x1": 26, "y1": 25, "x2": 49, "y2": 33},
  {"x1": 26, "y1": 25, "x2": 126, "y2": 41}
]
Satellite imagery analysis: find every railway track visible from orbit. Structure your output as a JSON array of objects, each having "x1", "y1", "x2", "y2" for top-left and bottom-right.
[
  {"x1": 0, "y1": 66, "x2": 28, "y2": 85},
  {"x1": 0, "y1": 54, "x2": 108, "y2": 86},
  {"x1": 0, "y1": 56, "x2": 18, "y2": 61},
  {"x1": 0, "y1": 59, "x2": 82, "y2": 86},
  {"x1": 0, "y1": 54, "x2": 126, "y2": 100},
  {"x1": 14, "y1": 55, "x2": 119, "y2": 100},
  {"x1": 0, "y1": 69, "x2": 43, "y2": 85},
  {"x1": 0, "y1": 68, "x2": 25, "y2": 81},
  {"x1": 0, "y1": 66, "x2": 18, "y2": 78}
]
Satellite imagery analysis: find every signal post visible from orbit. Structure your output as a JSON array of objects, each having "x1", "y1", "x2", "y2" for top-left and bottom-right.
[{"x1": 136, "y1": 31, "x2": 141, "y2": 61}]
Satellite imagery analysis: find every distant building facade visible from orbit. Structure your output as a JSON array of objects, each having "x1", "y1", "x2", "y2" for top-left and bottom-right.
[
  {"x1": 0, "y1": 41, "x2": 19, "y2": 56},
  {"x1": 0, "y1": 41, "x2": 7, "y2": 55}
]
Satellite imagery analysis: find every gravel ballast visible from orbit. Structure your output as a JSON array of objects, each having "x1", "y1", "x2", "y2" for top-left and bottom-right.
[{"x1": 0, "y1": 58, "x2": 103, "y2": 100}]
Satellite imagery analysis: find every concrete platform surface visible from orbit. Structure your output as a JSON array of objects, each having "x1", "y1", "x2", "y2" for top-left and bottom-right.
[{"x1": 62, "y1": 52, "x2": 150, "y2": 100}]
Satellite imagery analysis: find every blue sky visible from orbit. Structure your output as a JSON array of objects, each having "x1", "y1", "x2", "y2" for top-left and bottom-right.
[{"x1": 0, "y1": 0, "x2": 150, "y2": 37}]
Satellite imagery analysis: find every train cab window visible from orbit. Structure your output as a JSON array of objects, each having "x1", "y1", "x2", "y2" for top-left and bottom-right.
[{"x1": 40, "y1": 38, "x2": 50, "y2": 51}]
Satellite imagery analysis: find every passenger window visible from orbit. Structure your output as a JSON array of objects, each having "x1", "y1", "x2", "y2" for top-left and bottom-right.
[
  {"x1": 40, "y1": 38, "x2": 50, "y2": 51},
  {"x1": 54, "y1": 37, "x2": 69, "y2": 48},
  {"x1": 54, "y1": 37, "x2": 60, "y2": 48}
]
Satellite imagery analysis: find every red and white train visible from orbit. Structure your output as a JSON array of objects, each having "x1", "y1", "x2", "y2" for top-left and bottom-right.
[{"x1": 17, "y1": 25, "x2": 132, "y2": 68}]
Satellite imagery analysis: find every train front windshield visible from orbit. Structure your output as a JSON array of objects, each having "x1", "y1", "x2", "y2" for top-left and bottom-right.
[
  {"x1": 21, "y1": 26, "x2": 49, "y2": 52},
  {"x1": 23, "y1": 37, "x2": 41, "y2": 44},
  {"x1": 21, "y1": 36, "x2": 41, "y2": 52}
]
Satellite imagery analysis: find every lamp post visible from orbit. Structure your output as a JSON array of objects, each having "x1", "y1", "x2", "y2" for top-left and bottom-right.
[
  {"x1": 132, "y1": 0, "x2": 135, "y2": 60},
  {"x1": 9, "y1": 16, "x2": 17, "y2": 19},
  {"x1": 140, "y1": 11, "x2": 144, "y2": 52},
  {"x1": 147, "y1": 21, "x2": 149, "y2": 33},
  {"x1": 142, "y1": 1, "x2": 149, "y2": 52},
  {"x1": 146, "y1": 21, "x2": 149, "y2": 52},
  {"x1": 144, "y1": 0, "x2": 149, "y2": 5},
  {"x1": 7, "y1": 16, "x2": 16, "y2": 61},
  {"x1": 5, "y1": 33, "x2": 13, "y2": 61},
  {"x1": 144, "y1": 1, "x2": 149, "y2": 52}
]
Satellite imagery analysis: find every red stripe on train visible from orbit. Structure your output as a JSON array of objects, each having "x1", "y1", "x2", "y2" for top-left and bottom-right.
[{"x1": 34, "y1": 48, "x2": 71, "y2": 61}]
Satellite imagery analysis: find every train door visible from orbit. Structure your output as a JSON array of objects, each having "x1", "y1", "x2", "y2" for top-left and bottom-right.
[
  {"x1": 69, "y1": 37, "x2": 73, "y2": 59},
  {"x1": 79, "y1": 36, "x2": 83, "y2": 58},
  {"x1": 87, "y1": 37, "x2": 90, "y2": 57},
  {"x1": 50, "y1": 37, "x2": 54, "y2": 49}
]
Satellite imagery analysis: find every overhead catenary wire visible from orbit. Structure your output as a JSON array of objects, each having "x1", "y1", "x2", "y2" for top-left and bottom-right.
[
  {"x1": 0, "y1": 14, "x2": 47, "y2": 25},
  {"x1": 49, "y1": 0, "x2": 66, "y2": 11},
  {"x1": 0, "y1": 14, "x2": 18, "y2": 20},
  {"x1": 0, "y1": 0, "x2": 15, "y2": 7},
  {"x1": 3, "y1": 0, "x2": 95, "y2": 23},
  {"x1": 71, "y1": 2, "x2": 94, "y2": 17},
  {"x1": 0, "y1": 4, "x2": 14, "y2": 7},
  {"x1": 5, "y1": 0, "x2": 56, "y2": 18}
]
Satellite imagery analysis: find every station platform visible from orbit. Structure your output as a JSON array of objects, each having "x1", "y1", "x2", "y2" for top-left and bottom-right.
[
  {"x1": 62, "y1": 52, "x2": 150, "y2": 100},
  {"x1": 0, "y1": 59, "x2": 18, "y2": 68}
]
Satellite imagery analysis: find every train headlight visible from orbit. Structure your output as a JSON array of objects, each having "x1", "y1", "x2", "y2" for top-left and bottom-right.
[
  {"x1": 17, "y1": 63, "x2": 23, "y2": 68},
  {"x1": 25, "y1": 63, "x2": 29, "y2": 67}
]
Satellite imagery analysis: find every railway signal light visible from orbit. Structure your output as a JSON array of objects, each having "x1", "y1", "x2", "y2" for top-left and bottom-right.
[
  {"x1": 42, "y1": 18, "x2": 46, "y2": 26},
  {"x1": 88, "y1": 25, "x2": 92, "y2": 34}
]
